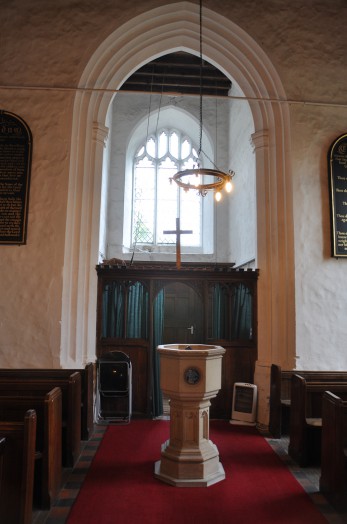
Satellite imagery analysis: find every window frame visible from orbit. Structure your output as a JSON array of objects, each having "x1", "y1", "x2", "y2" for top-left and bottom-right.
[{"x1": 131, "y1": 127, "x2": 204, "y2": 251}]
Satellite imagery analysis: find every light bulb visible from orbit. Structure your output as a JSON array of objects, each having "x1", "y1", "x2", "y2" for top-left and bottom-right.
[
  {"x1": 225, "y1": 181, "x2": 233, "y2": 193},
  {"x1": 215, "y1": 191, "x2": 222, "y2": 202},
  {"x1": 194, "y1": 174, "x2": 200, "y2": 188}
]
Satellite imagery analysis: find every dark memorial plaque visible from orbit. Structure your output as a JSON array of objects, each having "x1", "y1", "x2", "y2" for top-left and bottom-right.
[
  {"x1": 0, "y1": 111, "x2": 32, "y2": 244},
  {"x1": 329, "y1": 133, "x2": 347, "y2": 257}
]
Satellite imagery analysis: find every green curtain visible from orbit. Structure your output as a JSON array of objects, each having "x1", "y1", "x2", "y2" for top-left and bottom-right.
[
  {"x1": 102, "y1": 281, "x2": 149, "y2": 339},
  {"x1": 152, "y1": 289, "x2": 164, "y2": 417},
  {"x1": 212, "y1": 284, "x2": 228, "y2": 339},
  {"x1": 211, "y1": 283, "x2": 252, "y2": 340},
  {"x1": 126, "y1": 282, "x2": 149, "y2": 338},
  {"x1": 231, "y1": 283, "x2": 252, "y2": 340},
  {"x1": 102, "y1": 282, "x2": 124, "y2": 338}
]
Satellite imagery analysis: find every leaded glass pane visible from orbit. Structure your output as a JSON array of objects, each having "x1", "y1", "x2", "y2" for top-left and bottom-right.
[
  {"x1": 134, "y1": 159, "x2": 155, "y2": 200},
  {"x1": 169, "y1": 132, "x2": 179, "y2": 158},
  {"x1": 181, "y1": 139, "x2": 191, "y2": 159},
  {"x1": 157, "y1": 202, "x2": 178, "y2": 243},
  {"x1": 159, "y1": 156, "x2": 176, "y2": 171},
  {"x1": 133, "y1": 159, "x2": 155, "y2": 243},
  {"x1": 158, "y1": 131, "x2": 167, "y2": 158},
  {"x1": 132, "y1": 209, "x2": 154, "y2": 243},
  {"x1": 181, "y1": 157, "x2": 201, "y2": 189},
  {"x1": 180, "y1": 191, "x2": 201, "y2": 246},
  {"x1": 136, "y1": 146, "x2": 145, "y2": 157},
  {"x1": 157, "y1": 157, "x2": 178, "y2": 244},
  {"x1": 182, "y1": 157, "x2": 198, "y2": 170},
  {"x1": 146, "y1": 137, "x2": 155, "y2": 158}
]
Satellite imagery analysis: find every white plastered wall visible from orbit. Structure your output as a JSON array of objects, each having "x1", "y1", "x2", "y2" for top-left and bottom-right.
[{"x1": 227, "y1": 82, "x2": 256, "y2": 267}]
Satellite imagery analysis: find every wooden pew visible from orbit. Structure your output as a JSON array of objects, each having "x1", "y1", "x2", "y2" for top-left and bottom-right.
[
  {"x1": 319, "y1": 391, "x2": 347, "y2": 511},
  {"x1": 0, "y1": 387, "x2": 62, "y2": 509},
  {"x1": 269, "y1": 364, "x2": 292, "y2": 438},
  {"x1": 72, "y1": 363, "x2": 94, "y2": 440},
  {"x1": 0, "y1": 436, "x2": 5, "y2": 500},
  {"x1": 0, "y1": 363, "x2": 94, "y2": 440},
  {"x1": 0, "y1": 410, "x2": 36, "y2": 524},
  {"x1": 269, "y1": 364, "x2": 347, "y2": 438},
  {"x1": 288, "y1": 374, "x2": 347, "y2": 466},
  {"x1": 0, "y1": 372, "x2": 81, "y2": 467}
]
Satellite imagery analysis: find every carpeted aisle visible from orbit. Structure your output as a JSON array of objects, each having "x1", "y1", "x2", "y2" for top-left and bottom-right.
[{"x1": 66, "y1": 420, "x2": 328, "y2": 524}]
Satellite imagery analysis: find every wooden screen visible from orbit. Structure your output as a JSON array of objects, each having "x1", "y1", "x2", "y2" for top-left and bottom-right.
[{"x1": 96, "y1": 261, "x2": 258, "y2": 419}]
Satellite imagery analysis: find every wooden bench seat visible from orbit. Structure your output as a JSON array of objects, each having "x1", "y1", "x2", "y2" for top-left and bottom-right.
[
  {"x1": 0, "y1": 387, "x2": 62, "y2": 509},
  {"x1": 0, "y1": 372, "x2": 81, "y2": 467},
  {"x1": 288, "y1": 374, "x2": 347, "y2": 466},
  {"x1": 0, "y1": 410, "x2": 37, "y2": 524},
  {"x1": 269, "y1": 364, "x2": 347, "y2": 438},
  {"x1": 0, "y1": 363, "x2": 94, "y2": 440},
  {"x1": 319, "y1": 391, "x2": 347, "y2": 511},
  {"x1": 0, "y1": 436, "x2": 5, "y2": 502}
]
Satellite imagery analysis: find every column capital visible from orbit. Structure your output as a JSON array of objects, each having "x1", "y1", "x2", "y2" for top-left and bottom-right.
[
  {"x1": 251, "y1": 129, "x2": 269, "y2": 151},
  {"x1": 92, "y1": 122, "x2": 109, "y2": 147}
]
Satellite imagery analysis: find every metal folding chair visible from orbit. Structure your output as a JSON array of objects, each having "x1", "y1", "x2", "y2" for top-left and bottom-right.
[{"x1": 95, "y1": 351, "x2": 132, "y2": 424}]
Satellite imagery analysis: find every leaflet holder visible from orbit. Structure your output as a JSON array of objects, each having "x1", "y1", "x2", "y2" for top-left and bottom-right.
[{"x1": 95, "y1": 351, "x2": 132, "y2": 424}]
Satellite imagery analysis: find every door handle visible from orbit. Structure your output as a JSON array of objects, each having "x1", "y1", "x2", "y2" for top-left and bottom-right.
[{"x1": 187, "y1": 325, "x2": 194, "y2": 335}]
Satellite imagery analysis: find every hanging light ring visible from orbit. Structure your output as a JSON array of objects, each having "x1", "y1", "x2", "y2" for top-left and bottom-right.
[{"x1": 171, "y1": 169, "x2": 234, "y2": 193}]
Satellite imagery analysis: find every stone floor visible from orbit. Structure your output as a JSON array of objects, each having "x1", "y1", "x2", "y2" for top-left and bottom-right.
[
  {"x1": 32, "y1": 425, "x2": 107, "y2": 524},
  {"x1": 266, "y1": 435, "x2": 347, "y2": 524}
]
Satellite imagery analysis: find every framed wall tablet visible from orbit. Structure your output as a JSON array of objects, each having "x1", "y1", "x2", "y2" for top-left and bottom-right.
[
  {"x1": 328, "y1": 133, "x2": 347, "y2": 257},
  {"x1": 0, "y1": 110, "x2": 33, "y2": 245}
]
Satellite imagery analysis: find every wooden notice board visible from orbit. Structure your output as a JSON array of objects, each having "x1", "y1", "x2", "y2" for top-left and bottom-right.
[
  {"x1": 0, "y1": 111, "x2": 32, "y2": 244},
  {"x1": 328, "y1": 133, "x2": 347, "y2": 257}
]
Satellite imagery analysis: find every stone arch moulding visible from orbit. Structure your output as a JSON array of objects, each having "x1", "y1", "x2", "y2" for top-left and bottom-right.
[{"x1": 61, "y1": 1, "x2": 295, "y2": 426}]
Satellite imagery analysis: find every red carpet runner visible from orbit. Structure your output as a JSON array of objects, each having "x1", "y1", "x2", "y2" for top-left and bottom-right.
[{"x1": 67, "y1": 420, "x2": 327, "y2": 524}]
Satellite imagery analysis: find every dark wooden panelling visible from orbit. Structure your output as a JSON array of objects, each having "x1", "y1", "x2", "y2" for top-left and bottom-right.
[
  {"x1": 96, "y1": 263, "x2": 258, "y2": 419},
  {"x1": 210, "y1": 345, "x2": 257, "y2": 419}
]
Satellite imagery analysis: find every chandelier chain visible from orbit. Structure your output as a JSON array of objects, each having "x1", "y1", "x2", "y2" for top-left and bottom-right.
[
  {"x1": 199, "y1": 0, "x2": 203, "y2": 157},
  {"x1": 170, "y1": 0, "x2": 235, "y2": 202}
]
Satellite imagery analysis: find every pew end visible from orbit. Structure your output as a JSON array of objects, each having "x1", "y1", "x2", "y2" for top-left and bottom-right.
[
  {"x1": 0, "y1": 410, "x2": 37, "y2": 524},
  {"x1": 320, "y1": 391, "x2": 347, "y2": 511}
]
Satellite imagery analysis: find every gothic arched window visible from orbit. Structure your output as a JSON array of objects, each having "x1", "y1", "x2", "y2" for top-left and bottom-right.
[{"x1": 132, "y1": 129, "x2": 202, "y2": 248}]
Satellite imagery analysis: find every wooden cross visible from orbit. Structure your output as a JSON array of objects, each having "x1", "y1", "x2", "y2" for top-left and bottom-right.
[{"x1": 163, "y1": 217, "x2": 193, "y2": 269}]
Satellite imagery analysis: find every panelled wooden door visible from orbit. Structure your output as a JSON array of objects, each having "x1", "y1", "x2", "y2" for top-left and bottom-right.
[{"x1": 162, "y1": 282, "x2": 203, "y2": 344}]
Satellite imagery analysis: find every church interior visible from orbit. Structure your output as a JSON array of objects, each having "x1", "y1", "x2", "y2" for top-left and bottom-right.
[{"x1": 0, "y1": 0, "x2": 347, "y2": 522}]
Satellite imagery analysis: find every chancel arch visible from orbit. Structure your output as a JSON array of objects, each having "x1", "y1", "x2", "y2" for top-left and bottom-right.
[{"x1": 61, "y1": 1, "x2": 295, "y2": 427}]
